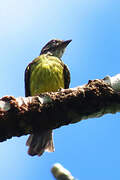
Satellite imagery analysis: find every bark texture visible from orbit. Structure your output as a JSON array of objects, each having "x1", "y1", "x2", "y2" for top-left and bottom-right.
[{"x1": 0, "y1": 79, "x2": 119, "y2": 142}]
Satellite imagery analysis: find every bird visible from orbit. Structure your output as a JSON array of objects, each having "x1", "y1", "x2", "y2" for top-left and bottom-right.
[{"x1": 25, "y1": 39, "x2": 71, "y2": 156}]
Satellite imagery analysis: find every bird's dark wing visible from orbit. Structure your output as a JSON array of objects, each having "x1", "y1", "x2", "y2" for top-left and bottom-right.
[
  {"x1": 25, "y1": 57, "x2": 41, "y2": 96},
  {"x1": 25, "y1": 63, "x2": 31, "y2": 97},
  {"x1": 63, "y1": 64, "x2": 70, "y2": 89},
  {"x1": 25, "y1": 60, "x2": 35, "y2": 97}
]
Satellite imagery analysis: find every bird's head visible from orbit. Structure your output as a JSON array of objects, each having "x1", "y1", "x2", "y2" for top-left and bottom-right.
[{"x1": 40, "y1": 39, "x2": 72, "y2": 58}]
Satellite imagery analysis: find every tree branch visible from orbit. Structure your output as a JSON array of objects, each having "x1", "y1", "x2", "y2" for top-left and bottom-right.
[
  {"x1": 0, "y1": 74, "x2": 120, "y2": 142},
  {"x1": 51, "y1": 163, "x2": 76, "y2": 180}
]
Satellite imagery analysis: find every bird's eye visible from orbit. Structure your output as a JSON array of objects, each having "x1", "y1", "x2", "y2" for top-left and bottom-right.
[
  {"x1": 52, "y1": 40, "x2": 56, "y2": 44},
  {"x1": 51, "y1": 40, "x2": 60, "y2": 46},
  {"x1": 54, "y1": 42, "x2": 57, "y2": 46},
  {"x1": 53, "y1": 40, "x2": 59, "y2": 45}
]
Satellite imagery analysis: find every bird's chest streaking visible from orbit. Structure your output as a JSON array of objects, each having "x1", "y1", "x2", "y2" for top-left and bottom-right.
[{"x1": 30, "y1": 54, "x2": 65, "y2": 95}]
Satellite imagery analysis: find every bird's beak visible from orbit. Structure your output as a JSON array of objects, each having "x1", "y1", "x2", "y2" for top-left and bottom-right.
[{"x1": 61, "y1": 39, "x2": 72, "y2": 48}]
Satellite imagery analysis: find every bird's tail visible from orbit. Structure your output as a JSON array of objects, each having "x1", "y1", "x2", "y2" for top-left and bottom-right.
[{"x1": 26, "y1": 130, "x2": 54, "y2": 156}]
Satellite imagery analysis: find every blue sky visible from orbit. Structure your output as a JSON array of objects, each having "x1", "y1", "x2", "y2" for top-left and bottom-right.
[{"x1": 0, "y1": 0, "x2": 120, "y2": 179}]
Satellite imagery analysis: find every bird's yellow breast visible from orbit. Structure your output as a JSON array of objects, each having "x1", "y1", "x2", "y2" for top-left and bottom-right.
[{"x1": 30, "y1": 54, "x2": 65, "y2": 96}]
